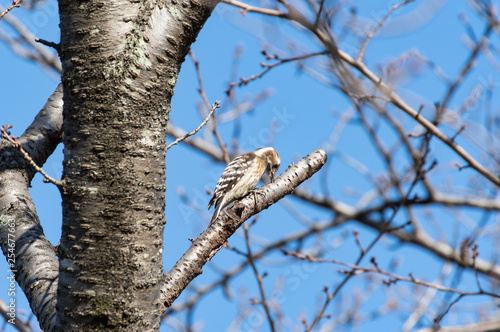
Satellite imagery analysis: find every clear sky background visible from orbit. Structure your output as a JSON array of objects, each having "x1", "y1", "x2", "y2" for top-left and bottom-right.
[{"x1": 1, "y1": 0, "x2": 499, "y2": 331}]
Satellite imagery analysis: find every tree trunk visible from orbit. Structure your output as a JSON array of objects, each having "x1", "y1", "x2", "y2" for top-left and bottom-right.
[{"x1": 56, "y1": 0, "x2": 219, "y2": 329}]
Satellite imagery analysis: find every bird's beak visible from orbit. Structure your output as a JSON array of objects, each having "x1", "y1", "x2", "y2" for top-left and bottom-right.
[{"x1": 270, "y1": 172, "x2": 275, "y2": 183}]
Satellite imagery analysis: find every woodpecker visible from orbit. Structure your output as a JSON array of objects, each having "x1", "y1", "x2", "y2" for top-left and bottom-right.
[{"x1": 208, "y1": 147, "x2": 281, "y2": 224}]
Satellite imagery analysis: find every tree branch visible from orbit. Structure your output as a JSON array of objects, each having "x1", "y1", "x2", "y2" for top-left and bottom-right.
[
  {"x1": 293, "y1": 188, "x2": 500, "y2": 279},
  {"x1": 1, "y1": 125, "x2": 64, "y2": 187},
  {"x1": 166, "y1": 124, "x2": 224, "y2": 161},
  {"x1": 285, "y1": 251, "x2": 499, "y2": 298},
  {"x1": 338, "y1": 50, "x2": 500, "y2": 186},
  {"x1": 357, "y1": 0, "x2": 415, "y2": 62},
  {"x1": 160, "y1": 149, "x2": 328, "y2": 312},
  {"x1": 0, "y1": 298, "x2": 33, "y2": 332},
  {"x1": 243, "y1": 222, "x2": 276, "y2": 332},
  {"x1": 189, "y1": 50, "x2": 230, "y2": 163},
  {"x1": 166, "y1": 101, "x2": 220, "y2": 151},
  {"x1": 0, "y1": 13, "x2": 61, "y2": 73},
  {"x1": 0, "y1": 0, "x2": 24, "y2": 20},
  {"x1": 0, "y1": 84, "x2": 63, "y2": 331},
  {"x1": 223, "y1": 0, "x2": 500, "y2": 187},
  {"x1": 414, "y1": 320, "x2": 500, "y2": 332}
]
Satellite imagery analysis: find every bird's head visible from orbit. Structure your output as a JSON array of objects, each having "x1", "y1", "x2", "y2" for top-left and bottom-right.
[{"x1": 255, "y1": 147, "x2": 280, "y2": 183}]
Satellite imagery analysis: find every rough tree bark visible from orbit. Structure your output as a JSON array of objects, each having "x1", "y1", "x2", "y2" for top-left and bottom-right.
[
  {"x1": 0, "y1": 0, "x2": 220, "y2": 331},
  {"x1": 55, "y1": 0, "x2": 219, "y2": 330}
]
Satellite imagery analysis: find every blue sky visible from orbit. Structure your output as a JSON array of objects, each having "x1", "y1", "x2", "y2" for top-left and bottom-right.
[{"x1": 1, "y1": 0, "x2": 500, "y2": 331}]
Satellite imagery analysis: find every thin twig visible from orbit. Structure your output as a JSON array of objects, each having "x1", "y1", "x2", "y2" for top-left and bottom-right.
[
  {"x1": 437, "y1": 23, "x2": 493, "y2": 123},
  {"x1": 450, "y1": 124, "x2": 466, "y2": 142},
  {"x1": 357, "y1": 0, "x2": 414, "y2": 62},
  {"x1": 35, "y1": 38, "x2": 60, "y2": 52},
  {"x1": 166, "y1": 124, "x2": 223, "y2": 160},
  {"x1": 222, "y1": 0, "x2": 285, "y2": 18},
  {"x1": 313, "y1": 0, "x2": 326, "y2": 28},
  {"x1": 226, "y1": 50, "x2": 327, "y2": 95},
  {"x1": 284, "y1": 250, "x2": 499, "y2": 298},
  {"x1": 1, "y1": 125, "x2": 64, "y2": 187},
  {"x1": 433, "y1": 294, "x2": 464, "y2": 327},
  {"x1": 0, "y1": 0, "x2": 23, "y2": 20},
  {"x1": 471, "y1": 243, "x2": 483, "y2": 292},
  {"x1": 0, "y1": 12, "x2": 61, "y2": 72},
  {"x1": 0, "y1": 298, "x2": 33, "y2": 332},
  {"x1": 166, "y1": 101, "x2": 221, "y2": 151},
  {"x1": 189, "y1": 49, "x2": 230, "y2": 163},
  {"x1": 243, "y1": 222, "x2": 276, "y2": 332}
]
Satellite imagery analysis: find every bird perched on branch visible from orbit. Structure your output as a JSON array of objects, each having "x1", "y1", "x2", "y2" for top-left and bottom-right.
[{"x1": 208, "y1": 147, "x2": 281, "y2": 224}]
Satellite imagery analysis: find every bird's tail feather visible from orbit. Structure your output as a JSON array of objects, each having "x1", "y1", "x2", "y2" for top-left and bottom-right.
[{"x1": 210, "y1": 202, "x2": 223, "y2": 224}]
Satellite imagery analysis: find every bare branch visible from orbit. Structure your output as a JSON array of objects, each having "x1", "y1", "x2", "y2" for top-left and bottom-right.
[
  {"x1": 293, "y1": 188, "x2": 500, "y2": 279},
  {"x1": 0, "y1": 13, "x2": 61, "y2": 73},
  {"x1": 166, "y1": 101, "x2": 220, "y2": 151},
  {"x1": 433, "y1": 294, "x2": 464, "y2": 327},
  {"x1": 415, "y1": 320, "x2": 500, "y2": 332},
  {"x1": 285, "y1": 251, "x2": 499, "y2": 298},
  {"x1": 189, "y1": 50, "x2": 230, "y2": 163},
  {"x1": 1, "y1": 125, "x2": 64, "y2": 187},
  {"x1": 437, "y1": 23, "x2": 494, "y2": 122},
  {"x1": 304, "y1": 167, "x2": 420, "y2": 331},
  {"x1": 164, "y1": 213, "x2": 347, "y2": 319},
  {"x1": 0, "y1": 0, "x2": 23, "y2": 20},
  {"x1": 226, "y1": 50, "x2": 327, "y2": 95},
  {"x1": 160, "y1": 149, "x2": 327, "y2": 313},
  {"x1": 0, "y1": 84, "x2": 63, "y2": 331},
  {"x1": 357, "y1": 0, "x2": 415, "y2": 61},
  {"x1": 222, "y1": 0, "x2": 285, "y2": 18},
  {"x1": 35, "y1": 38, "x2": 60, "y2": 52},
  {"x1": 340, "y1": 53, "x2": 500, "y2": 187},
  {"x1": 0, "y1": 298, "x2": 33, "y2": 332},
  {"x1": 166, "y1": 124, "x2": 224, "y2": 161},
  {"x1": 223, "y1": 0, "x2": 500, "y2": 187},
  {"x1": 243, "y1": 222, "x2": 276, "y2": 332}
]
